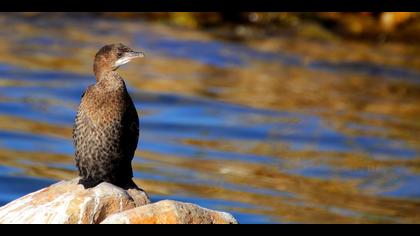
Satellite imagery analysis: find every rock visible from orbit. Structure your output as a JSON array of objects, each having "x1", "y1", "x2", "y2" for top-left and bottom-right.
[
  {"x1": 101, "y1": 200, "x2": 238, "y2": 224},
  {"x1": 0, "y1": 178, "x2": 150, "y2": 224},
  {"x1": 0, "y1": 178, "x2": 238, "y2": 224}
]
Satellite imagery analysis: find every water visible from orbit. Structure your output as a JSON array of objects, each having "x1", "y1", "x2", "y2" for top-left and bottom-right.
[{"x1": 0, "y1": 14, "x2": 420, "y2": 223}]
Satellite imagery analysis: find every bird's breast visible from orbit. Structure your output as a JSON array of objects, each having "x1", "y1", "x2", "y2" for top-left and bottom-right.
[{"x1": 80, "y1": 89, "x2": 127, "y2": 126}]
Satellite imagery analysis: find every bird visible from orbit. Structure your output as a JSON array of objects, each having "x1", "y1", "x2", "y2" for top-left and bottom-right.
[{"x1": 72, "y1": 43, "x2": 144, "y2": 189}]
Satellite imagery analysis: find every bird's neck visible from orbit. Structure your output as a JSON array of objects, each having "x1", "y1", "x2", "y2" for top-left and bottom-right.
[
  {"x1": 94, "y1": 62, "x2": 116, "y2": 81},
  {"x1": 95, "y1": 69, "x2": 117, "y2": 81},
  {"x1": 96, "y1": 71, "x2": 125, "y2": 91}
]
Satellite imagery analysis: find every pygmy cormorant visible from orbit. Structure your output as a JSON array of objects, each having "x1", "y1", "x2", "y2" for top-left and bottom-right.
[{"x1": 73, "y1": 43, "x2": 144, "y2": 189}]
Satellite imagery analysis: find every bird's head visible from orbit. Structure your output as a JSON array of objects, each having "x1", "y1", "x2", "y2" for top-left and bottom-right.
[{"x1": 93, "y1": 43, "x2": 144, "y2": 79}]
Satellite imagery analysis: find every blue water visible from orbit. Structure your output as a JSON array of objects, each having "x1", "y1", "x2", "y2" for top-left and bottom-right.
[{"x1": 0, "y1": 14, "x2": 419, "y2": 223}]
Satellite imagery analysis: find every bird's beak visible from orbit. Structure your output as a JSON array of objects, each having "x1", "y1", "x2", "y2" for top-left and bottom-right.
[
  {"x1": 126, "y1": 51, "x2": 145, "y2": 59},
  {"x1": 115, "y1": 51, "x2": 145, "y2": 67}
]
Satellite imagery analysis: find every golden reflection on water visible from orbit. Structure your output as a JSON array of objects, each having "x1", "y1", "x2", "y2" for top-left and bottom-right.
[
  {"x1": 0, "y1": 14, "x2": 419, "y2": 223},
  {"x1": 0, "y1": 114, "x2": 419, "y2": 223},
  {"x1": 1, "y1": 145, "x2": 420, "y2": 223}
]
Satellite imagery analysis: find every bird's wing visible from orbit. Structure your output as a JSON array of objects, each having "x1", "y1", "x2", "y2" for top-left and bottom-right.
[{"x1": 72, "y1": 85, "x2": 94, "y2": 147}]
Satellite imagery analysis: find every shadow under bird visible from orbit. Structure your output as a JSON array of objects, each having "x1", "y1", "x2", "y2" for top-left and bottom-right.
[{"x1": 73, "y1": 43, "x2": 144, "y2": 189}]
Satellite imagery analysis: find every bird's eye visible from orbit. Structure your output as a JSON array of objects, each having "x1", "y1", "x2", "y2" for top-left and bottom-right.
[{"x1": 117, "y1": 52, "x2": 123, "y2": 57}]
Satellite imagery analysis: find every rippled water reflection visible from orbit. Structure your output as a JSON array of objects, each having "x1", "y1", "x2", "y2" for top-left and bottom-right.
[{"x1": 0, "y1": 14, "x2": 419, "y2": 223}]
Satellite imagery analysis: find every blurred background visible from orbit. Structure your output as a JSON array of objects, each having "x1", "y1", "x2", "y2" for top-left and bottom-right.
[{"x1": 0, "y1": 12, "x2": 419, "y2": 223}]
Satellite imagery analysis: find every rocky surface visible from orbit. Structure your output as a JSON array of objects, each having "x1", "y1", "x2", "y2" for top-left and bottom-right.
[
  {"x1": 101, "y1": 200, "x2": 238, "y2": 224},
  {"x1": 0, "y1": 178, "x2": 150, "y2": 224},
  {"x1": 0, "y1": 178, "x2": 237, "y2": 224}
]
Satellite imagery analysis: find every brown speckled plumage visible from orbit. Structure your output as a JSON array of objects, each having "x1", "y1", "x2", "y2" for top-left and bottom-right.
[{"x1": 73, "y1": 44, "x2": 143, "y2": 189}]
